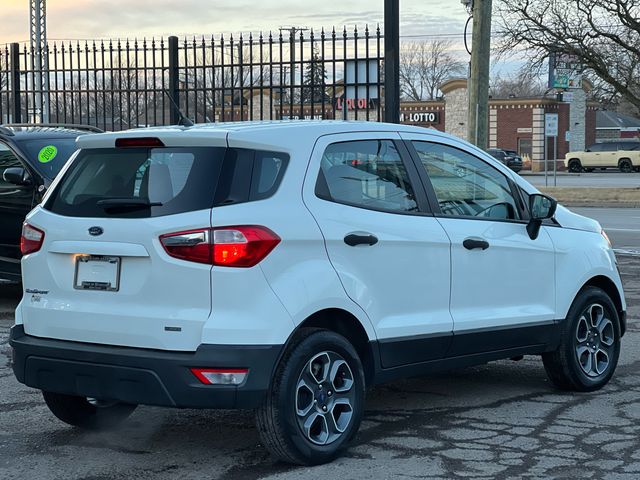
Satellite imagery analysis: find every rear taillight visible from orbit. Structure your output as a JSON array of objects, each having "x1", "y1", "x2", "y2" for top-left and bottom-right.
[
  {"x1": 160, "y1": 225, "x2": 280, "y2": 267},
  {"x1": 20, "y1": 223, "x2": 45, "y2": 255}
]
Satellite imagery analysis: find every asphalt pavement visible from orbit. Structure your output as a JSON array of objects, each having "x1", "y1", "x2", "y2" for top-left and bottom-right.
[
  {"x1": 570, "y1": 207, "x2": 640, "y2": 255},
  {"x1": 524, "y1": 171, "x2": 640, "y2": 188},
  {"x1": 0, "y1": 255, "x2": 638, "y2": 479}
]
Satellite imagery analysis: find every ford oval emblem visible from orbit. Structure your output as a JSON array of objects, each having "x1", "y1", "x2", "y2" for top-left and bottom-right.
[{"x1": 88, "y1": 226, "x2": 104, "y2": 236}]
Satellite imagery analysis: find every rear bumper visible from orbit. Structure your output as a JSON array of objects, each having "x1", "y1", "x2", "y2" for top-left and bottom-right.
[{"x1": 10, "y1": 325, "x2": 282, "y2": 409}]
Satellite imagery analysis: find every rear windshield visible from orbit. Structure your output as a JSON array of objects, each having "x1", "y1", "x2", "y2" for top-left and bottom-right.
[
  {"x1": 17, "y1": 137, "x2": 79, "y2": 180},
  {"x1": 44, "y1": 146, "x2": 288, "y2": 218}
]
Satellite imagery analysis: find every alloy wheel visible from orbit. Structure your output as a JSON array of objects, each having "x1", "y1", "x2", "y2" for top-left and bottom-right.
[
  {"x1": 575, "y1": 303, "x2": 615, "y2": 378},
  {"x1": 620, "y1": 160, "x2": 633, "y2": 173},
  {"x1": 295, "y1": 351, "x2": 355, "y2": 445}
]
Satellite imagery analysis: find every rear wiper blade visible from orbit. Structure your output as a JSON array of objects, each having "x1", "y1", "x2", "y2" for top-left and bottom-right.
[{"x1": 97, "y1": 198, "x2": 163, "y2": 210}]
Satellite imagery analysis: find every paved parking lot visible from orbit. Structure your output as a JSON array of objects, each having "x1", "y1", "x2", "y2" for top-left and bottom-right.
[
  {"x1": 1, "y1": 257, "x2": 639, "y2": 480},
  {"x1": 570, "y1": 207, "x2": 640, "y2": 255}
]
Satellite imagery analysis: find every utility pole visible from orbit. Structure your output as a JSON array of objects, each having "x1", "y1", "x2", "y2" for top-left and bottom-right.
[
  {"x1": 384, "y1": 0, "x2": 400, "y2": 123},
  {"x1": 467, "y1": 0, "x2": 492, "y2": 148},
  {"x1": 279, "y1": 26, "x2": 309, "y2": 108},
  {"x1": 30, "y1": 0, "x2": 49, "y2": 122}
]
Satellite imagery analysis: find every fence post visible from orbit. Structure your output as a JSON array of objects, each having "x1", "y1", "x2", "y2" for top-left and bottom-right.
[
  {"x1": 168, "y1": 36, "x2": 180, "y2": 125},
  {"x1": 9, "y1": 43, "x2": 21, "y2": 124},
  {"x1": 383, "y1": 0, "x2": 400, "y2": 124}
]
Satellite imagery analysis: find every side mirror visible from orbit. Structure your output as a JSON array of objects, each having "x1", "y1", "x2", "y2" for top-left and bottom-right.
[
  {"x1": 2, "y1": 167, "x2": 32, "y2": 186},
  {"x1": 527, "y1": 193, "x2": 557, "y2": 240}
]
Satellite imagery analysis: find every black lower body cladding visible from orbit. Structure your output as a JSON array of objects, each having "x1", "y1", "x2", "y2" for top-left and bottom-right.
[{"x1": 10, "y1": 325, "x2": 282, "y2": 409}]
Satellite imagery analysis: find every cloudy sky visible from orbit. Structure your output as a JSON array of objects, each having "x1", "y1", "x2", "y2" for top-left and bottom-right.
[
  {"x1": 2, "y1": 1, "x2": 522, "y2": 74},
  {"x1": 1, "y1": 0, "x2": 468, "y2": 43}
]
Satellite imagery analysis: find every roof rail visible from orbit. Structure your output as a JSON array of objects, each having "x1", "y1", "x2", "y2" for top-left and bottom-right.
[
  {"x1": 2, "y1": 123, "x2": 104, "y2": 133},
  {"x1": 0, "y1": 126, "x2": 15, "y2": 136}
]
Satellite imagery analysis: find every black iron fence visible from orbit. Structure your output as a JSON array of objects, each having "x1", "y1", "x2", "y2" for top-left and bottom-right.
[{"x1": 0, "y1": 26, "x2": 384, "y2": 131}]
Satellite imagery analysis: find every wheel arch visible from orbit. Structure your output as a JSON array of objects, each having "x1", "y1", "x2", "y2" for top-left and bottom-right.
[
  {"x1": 579, "y1": 275, "x2": 625, "y2": 335},
  {"x1": 283, "y1": 308, "x2": 376, "y2": 386},
  {"x1": 567, "y1": 158, "x2": 582, "y2": 171}
]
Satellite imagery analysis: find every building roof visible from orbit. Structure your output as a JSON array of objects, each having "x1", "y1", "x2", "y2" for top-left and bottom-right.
[{"x1": 596, "y1": 110, "x2": 640, "y2": 129}]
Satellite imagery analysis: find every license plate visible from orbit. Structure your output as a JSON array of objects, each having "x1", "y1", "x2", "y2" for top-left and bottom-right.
[{"x1": 74, "y1": 255, "x2": 121, "y2": 291}]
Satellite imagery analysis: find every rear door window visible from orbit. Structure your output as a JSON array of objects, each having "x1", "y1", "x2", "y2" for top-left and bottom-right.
[{"x1": 315, "y1": 139, "x2": 419, "y2": 213}]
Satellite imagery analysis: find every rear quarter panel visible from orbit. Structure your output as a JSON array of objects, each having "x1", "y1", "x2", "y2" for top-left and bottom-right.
[{"x1": 207, "y1": 129, "x2": 376, "y2": 345}]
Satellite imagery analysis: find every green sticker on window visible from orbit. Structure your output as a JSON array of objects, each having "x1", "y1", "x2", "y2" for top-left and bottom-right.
[{"x1": 38, "y1": 145, "x2": 58, "y2": 163}]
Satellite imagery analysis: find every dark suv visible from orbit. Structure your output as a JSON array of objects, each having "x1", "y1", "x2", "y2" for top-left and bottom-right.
[
  {"x1": 487, "y1": 148, "x2": 523, "y2": 173},
  {"x1": 0, "y1": 124, "x2": 101, "y2": 282}
]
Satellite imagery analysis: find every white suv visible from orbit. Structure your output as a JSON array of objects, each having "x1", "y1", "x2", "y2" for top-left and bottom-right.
[{"x1": 10, "y1": 121, "x2": 626, "y2": 465}]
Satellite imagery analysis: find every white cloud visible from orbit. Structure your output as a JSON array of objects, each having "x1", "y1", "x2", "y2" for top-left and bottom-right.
[{"x1": 1, "y1": 0, "x2": 470, "y2": 43}]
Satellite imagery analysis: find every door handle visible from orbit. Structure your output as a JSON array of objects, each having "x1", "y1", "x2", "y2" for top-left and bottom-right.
[
  {"x1": 344, "y1": 233, "x2": 378, "y2": 247},
  {"x1": 463, "y1": 237, "x2": 489, "y2": 251}
]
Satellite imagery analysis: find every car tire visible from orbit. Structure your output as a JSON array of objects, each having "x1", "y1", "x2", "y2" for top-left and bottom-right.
[
  {"x1": 542, "y1": 286, "x2": 621, "y2": 392},
  {"x1": 256, "y1": 329, "x2": 365, "y2": 465},
  {"x1": 42, "y1": 391, "x2": 137, "y2": 430},
  {"x1": 619, "y1": 159, "x2": 633, "y2": 173},
  {"x1": 568, "y1": 159, "x2": 582, "y2": 173}
]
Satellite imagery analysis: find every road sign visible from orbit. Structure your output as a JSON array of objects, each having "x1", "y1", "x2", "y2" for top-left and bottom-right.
[{"x1": 545, "y1": 113, "x2": 559, "y2": 137}]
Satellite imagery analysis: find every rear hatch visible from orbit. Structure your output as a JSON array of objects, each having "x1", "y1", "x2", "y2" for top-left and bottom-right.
[{"x1": 20, "y1": 138, "x2": 227, "y2": 351}]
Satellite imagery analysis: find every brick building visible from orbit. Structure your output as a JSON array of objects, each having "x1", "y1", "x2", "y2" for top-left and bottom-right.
[{"x1": 208, "y1": 78, "x2": 603, "y2": 170}]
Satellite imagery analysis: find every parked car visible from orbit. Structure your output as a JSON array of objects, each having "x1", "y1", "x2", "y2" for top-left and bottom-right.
[
  {"x1": 565, "y1": 141, "x2": 640, "y2": 173},
  {"x1": 487, "y1": 148, "x2": 523, "y2": 172},
  {"x1": 0, "y1": 124, "x2": 101, "y2": 283},
  {"x1": 10, "y1": 121, "x2": 625, "y2": 465}
]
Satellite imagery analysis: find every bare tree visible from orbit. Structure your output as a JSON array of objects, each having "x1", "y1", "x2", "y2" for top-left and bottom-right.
[
  {"x1": 48, "y1": 54, "x2": 161, "y2": 130},
  {"x1": 496, "y1": 0, "x2": 640, "y2": 111},
  {"x1": 184, "y1": 42, "x2": 281, "y2": 121},
  {"x1": 399, "y1": 39, "x2": 465, "y2": 101},
  {"x1": 490, "y1": 68, "x2": 546, "y2": 98}
]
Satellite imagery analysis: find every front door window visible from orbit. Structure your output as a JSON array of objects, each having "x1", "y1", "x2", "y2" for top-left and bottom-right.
[{"x1": 412, "y1": 141, "x2": 520, "y2": 220}]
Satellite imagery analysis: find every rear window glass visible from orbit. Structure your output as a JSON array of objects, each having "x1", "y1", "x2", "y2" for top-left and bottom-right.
[
  {"x1": 45, "y1": 146, "x2": 289, "y2": 218},
  {"x1": 17, "y1": 137, "x2": 80, "y2": 180}
]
